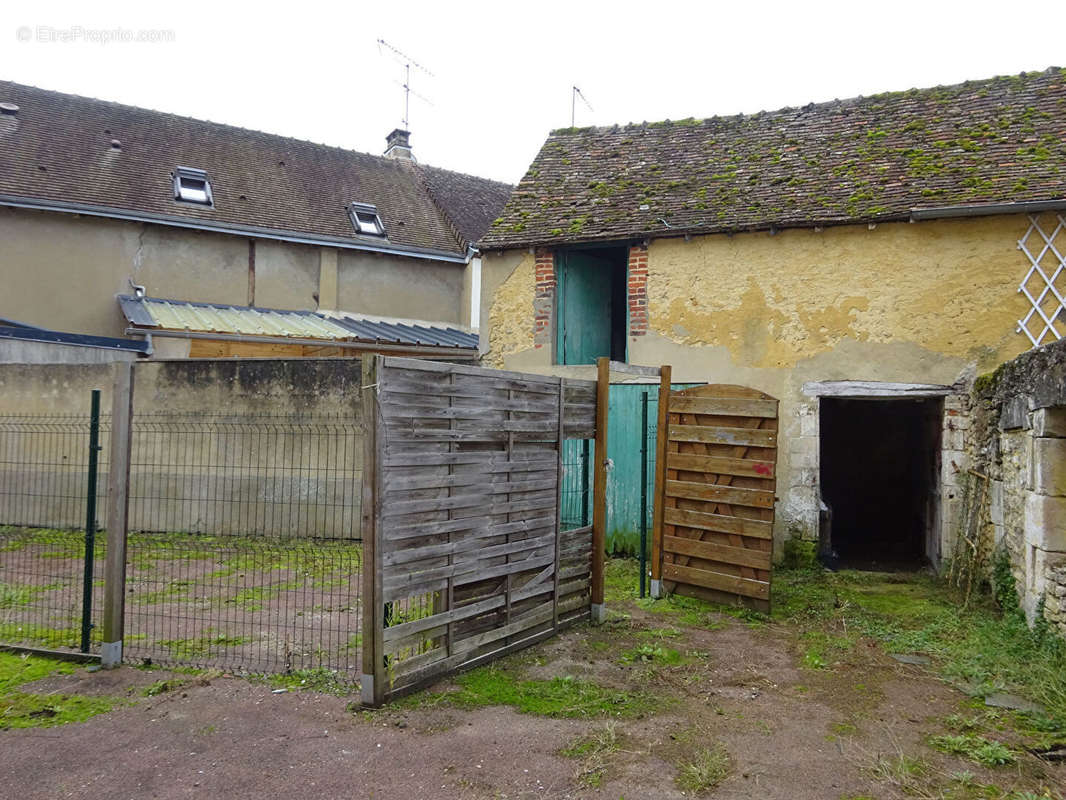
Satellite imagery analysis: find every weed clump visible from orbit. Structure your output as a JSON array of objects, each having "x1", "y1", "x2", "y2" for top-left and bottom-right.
[{"x1": 675, "y1": 744, "x2": 731, "y2": 793}]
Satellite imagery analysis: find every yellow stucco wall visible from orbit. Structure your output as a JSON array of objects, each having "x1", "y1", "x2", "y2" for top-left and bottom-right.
[
  {"x1": 485, "y1": 250, "x2": 536, "y2": 361},
  {"x1": 481, "y1": 213, "x2": 1038, "y2": 550},
  {"x1": 485, "y1": 214, "x2": 1032, "y2": 374},
  {"x1": 648, "y1": 214, "x2": 1030, "y2": 373}
]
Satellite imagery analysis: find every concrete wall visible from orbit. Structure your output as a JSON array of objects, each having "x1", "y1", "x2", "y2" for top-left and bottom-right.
[
  {"x1": 336, "y1": 248, "x2": 465, "y2": 324},
  {"x1": 0, "y1": 339, "x2": 140, "y2": 364},
  {"x1": 970, "y1": 340, "x2": 1066, "y2": 637},
  {"x1": 0, "y1": 205, "x2": 468, "y2": 339},
  {"x1": 0, "y1": 359, "x2": 365, "y2": 539},
  {"x1": 481, "y1": 213, "x2": 1036, "y2": 553}
]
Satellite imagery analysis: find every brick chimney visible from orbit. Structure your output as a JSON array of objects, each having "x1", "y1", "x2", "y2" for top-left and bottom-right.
[{"x1": 384, "y1": 128, "x2": 414, "y2": 161}]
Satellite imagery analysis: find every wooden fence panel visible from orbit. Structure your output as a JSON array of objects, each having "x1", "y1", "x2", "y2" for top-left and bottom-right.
[
  {"x1": 363, "y1": 356, "x2": 597, "y2": 702},
  {"x1": 656, "y1": 384, "x2": 778, "y2": 613}
]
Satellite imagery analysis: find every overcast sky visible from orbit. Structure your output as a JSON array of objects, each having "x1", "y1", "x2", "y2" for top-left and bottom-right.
[{"x1": 2, "y1": 0, "x2": 1064, "y2": 184}]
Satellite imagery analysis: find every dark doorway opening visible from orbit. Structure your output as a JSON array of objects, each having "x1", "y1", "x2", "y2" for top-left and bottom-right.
[{"x1": 819, "y1": 397, "x2": 942, "y2": 569}]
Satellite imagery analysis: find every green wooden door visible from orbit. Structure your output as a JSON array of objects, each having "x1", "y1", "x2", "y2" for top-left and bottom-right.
[{"x1": 558, "y1": 250, "x2": 613, "y2": 365}]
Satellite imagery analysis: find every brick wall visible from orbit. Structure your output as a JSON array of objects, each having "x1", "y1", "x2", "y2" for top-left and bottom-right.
[
  {"x1": 628, "y1": 245, "x2": 648, "y2": 336},
  {"x1": 533, "y1": 248, "x2": 554, "y2": 349},
  {"x1": 534, "y1": 245, "x2": 647, "y2": 350}
]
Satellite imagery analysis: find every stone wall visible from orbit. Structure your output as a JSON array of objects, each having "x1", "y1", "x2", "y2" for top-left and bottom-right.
[{"x1": 970, "y1": 338, "x2": 1066, "y2": 635}]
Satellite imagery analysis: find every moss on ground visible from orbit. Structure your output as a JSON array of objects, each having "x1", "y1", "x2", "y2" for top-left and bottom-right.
[
  {"x1": 396, "y1": 665, "x2": 659, "y2": 719},
  {"x1": 0, "y1": 651, "x2": 117, "y2": 730}
]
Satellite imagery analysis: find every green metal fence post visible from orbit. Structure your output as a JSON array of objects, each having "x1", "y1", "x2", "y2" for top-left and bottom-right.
[
  {"x1": 80, "y1": 389, "x2": 101, "y2": 653},
  {"x1": 580, "y1": 439, "x2": 591, "y2": 528},
  {"x1": 639, "y1": 391, "x2": 648, "y2": 598}
]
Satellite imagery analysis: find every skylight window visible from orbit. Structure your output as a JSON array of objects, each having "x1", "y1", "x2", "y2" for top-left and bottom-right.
[
  {"x1": 349, "y1": 203, "x2": 386, "y2": 237},
  {"x1": 173, "y1": 166, "x2": 213, "y2": 206}
]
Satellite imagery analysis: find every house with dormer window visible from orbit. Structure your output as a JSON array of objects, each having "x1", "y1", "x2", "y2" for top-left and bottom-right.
[{"x1": 0, "y1": 81, "x2": 511, "y2": 360}]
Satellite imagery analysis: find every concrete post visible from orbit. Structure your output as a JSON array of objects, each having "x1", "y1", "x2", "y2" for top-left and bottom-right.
[{"x1": 101, "y1": 362, "x2": 134, "y2": 668}]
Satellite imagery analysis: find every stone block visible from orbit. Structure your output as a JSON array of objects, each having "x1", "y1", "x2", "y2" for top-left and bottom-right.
[
  {"x1": 1000, "y1": 394, "x2": 1031, "y2": 431},
  {"x1": 990, "y1": 480, "x2": 1004, "y2": 528},
  {"x1": 1024, "y1": 492, "x2": 1066, "y2": 552},
  {"x1": 1033, "y1": 407, "x2": 1066, "y2": 438},
  {"x1": 944, "y1": 394, "x2": 969, "y2": 412},
  {"x1": 800, "y1": 409, "x2": 819, "y2": 437},
  {"x1": 1032, "y1": 437, "x2": 1066, "y2": 497},
  {"x1": 789, "y1": 467, "x2": 818, "y2": 488},
  {"x1": 789, "y1": 436, "x2": 818, "y2": 468},
  {"x1": 941, "y1": 428, "x2": 966, "y2": 451}
]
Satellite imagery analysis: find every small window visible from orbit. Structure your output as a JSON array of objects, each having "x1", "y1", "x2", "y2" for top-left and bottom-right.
[
  {"x1": 349, "y1": 203, "x2": 386, "y2": 237},
  {"x1": 173, "y1": 166, "x2": 213, "y2": 206}
]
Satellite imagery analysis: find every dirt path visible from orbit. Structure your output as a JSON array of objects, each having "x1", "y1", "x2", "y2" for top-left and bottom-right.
[{"x1": 3, "y1": 570, "x2": 1064, "y2": 799}]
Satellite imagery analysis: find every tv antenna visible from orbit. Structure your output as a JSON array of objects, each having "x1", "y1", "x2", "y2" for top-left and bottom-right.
[
  {"x1": 571, "y1": 85, "x2": 593, "y2": 127},
  {"x1": 377, "y1": 38, "x2": 435, "y2": 129}
]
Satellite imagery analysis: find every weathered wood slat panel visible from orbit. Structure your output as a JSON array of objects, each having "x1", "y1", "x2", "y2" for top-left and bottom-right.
[
  {"x1": 662, "y1": 562, "x2": 770, "y2": 600},
  {"x1": 667, "y1": 453, "x2": 776, "y2": 480},
  {"x1": 669, "y1": 396, "x2": 778, "y2": 418},
  {"x1": 371, "y1": 356, "x2": 597, "y2": 701},
  {"x1": 663, "y1": 507, "x2": 773, "y2": 539},
  {"x1": 665, "y1": 480, "x2": 775, "y2": 509},
  {"x1": 668, "y1": 424, "x2": 777, "y2": 448},
  {"x1": 655, "y1": 383, "x2": 778, "y2": 613},
  {"x1": 662, "y1": 534, "x2": 772, "y2": 570}
]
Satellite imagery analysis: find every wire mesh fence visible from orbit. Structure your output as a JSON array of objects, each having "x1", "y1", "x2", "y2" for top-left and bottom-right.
[
  {"x1": 129, "y1": 414, "x2": 362, "y2": 539},
  {"x1": 0, "y1": 413, "x2": 108, "y2": 653},
  {"x1": 123, "y1": 534, "x2": 362, "y2": 674},
  {"x1": 0, "y1": 527, "x2": 105, "y2": 651},
  {"x1": 123, "y1": 414, "x2": 364, "y2": 674},
  {"x1": 561, "y1": 439, "x2": 592, "y2": 531}
]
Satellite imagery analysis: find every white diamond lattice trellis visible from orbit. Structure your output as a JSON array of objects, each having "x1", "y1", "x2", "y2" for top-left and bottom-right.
[{"x1": 1017, "y1": 213, "x2": 1066, "y2": 348}]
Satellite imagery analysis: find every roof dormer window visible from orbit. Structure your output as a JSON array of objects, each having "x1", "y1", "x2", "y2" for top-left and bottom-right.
[
  {"x1": 174, "y1": 166, "x2": 213, "y2": 206},
  {"x1": 349, "y1": 202, "x2": 385, "y2": 237}
]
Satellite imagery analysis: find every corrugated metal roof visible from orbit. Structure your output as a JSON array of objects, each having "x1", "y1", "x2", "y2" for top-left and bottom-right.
[
  {"x1": 0, "y1": 323, "x2": 150, "y2": 352},
  {"x1": 118, "y1": 296, "x2": 479, "y2": 350}
]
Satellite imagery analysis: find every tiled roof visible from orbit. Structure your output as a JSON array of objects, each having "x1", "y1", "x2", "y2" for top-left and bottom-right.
[
  {"x1": 0, "y1": 80, "x2": 511, "y2": 257},
  {"x1": 481, "y1": 68, "x2": 1066, "y2": 249},
  {"x1": 418, "y1": 164, "x2": 514, "y2": 245},
  {"x1": 119, "y1": 295, "x2": 479, "y2": 350}
]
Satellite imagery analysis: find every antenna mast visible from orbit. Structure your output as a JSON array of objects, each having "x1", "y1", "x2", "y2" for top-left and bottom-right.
[
  {"x1": 377, "y1": 38, "x2": 435, "y2": 130},
  {"x1": 571, "y1": 85, "x2": 593, "y2": 127}
]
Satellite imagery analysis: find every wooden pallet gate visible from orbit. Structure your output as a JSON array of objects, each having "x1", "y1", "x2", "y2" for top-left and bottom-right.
[{"x1": 650, "y1": 372, "x2": 779, "y2": 613}]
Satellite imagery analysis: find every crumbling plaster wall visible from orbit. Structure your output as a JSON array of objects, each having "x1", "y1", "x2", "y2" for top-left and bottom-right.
[
  {"x1": 482, "y1": 213, "x2": 1034, "y2": 554},
  {"x1": 971, "y1": 339, "x2": 1066, "y2": 636}
]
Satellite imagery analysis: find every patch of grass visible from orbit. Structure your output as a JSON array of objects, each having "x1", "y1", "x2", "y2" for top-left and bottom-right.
[
  {"x1": 223, "y1": 582, "x2": 299, "y2": 611},
  {"x1": 0, "y1": 651, "x2": 117, "y2": 730},
  {"x1": 134, "y1": 580, "x2": 195, "y2": 605},
  {"x1": 773, "y1": 569, "x2": 1066, "y2": 730},
  {"x1": 929, "y1": 733, "x2": 1017, "y2": 767},
  {"x1": 799, "y1": 630, "x2": 856, "y2": 670},
  {"x1": 142, "y1": 678, "x2": 188, "y2": 697},
  {"x1": 0, "y1": 622, "x2": 83, "y2": 649},
  {"x1": 620, "y1": 643, "x2": 683, "y2": 665},
  {"x1": 561, "y1": 723, "x2": 621, "y2": 788},
  {"x1": 0, "y1": 581, "x2": 50, "y2": 608},
  {"x1": 262, "y1": 668, "x2": 358, "y2": 696},
  {"x1": 675, "y1": 744, "x2": 731, "y2": 793},
  {"x1": 439, "y1": 667, "x2": 658, "y2": 719},
  {"x1": 869, "y1": 751, "x2": 930, "y2": 790},
  {"x1": 158, "y1": 633, "x2": 250, "y2": 660}
]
